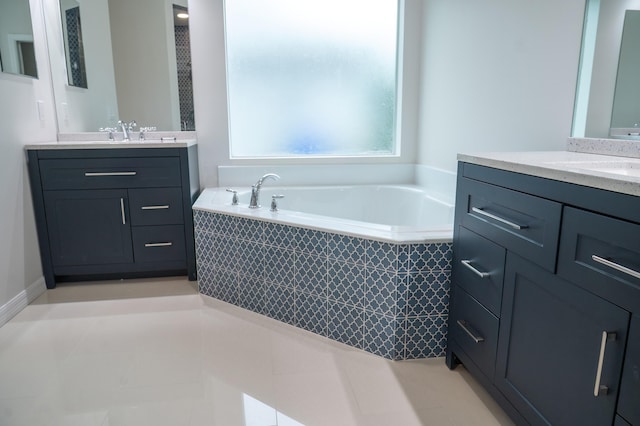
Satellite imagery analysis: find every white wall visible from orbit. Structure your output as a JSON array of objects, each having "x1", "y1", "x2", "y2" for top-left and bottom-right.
[
  {"x1": 0, "y1": 0, "x2": 56, "y2": 318},
  {"x1": 416, "y1": 0, "x2": 587, "y2": 172}
]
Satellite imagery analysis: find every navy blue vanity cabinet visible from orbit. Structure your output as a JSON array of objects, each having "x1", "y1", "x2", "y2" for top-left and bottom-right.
[
  {"x1": 27, "y1": 146, "x2": 200, "y2": 288},
  {"x1": 497, "y1": 253, "x2": 628, "y2": 426},
  {"x1": 447, "y1": 162, "x2": 640, "y2": 426}
]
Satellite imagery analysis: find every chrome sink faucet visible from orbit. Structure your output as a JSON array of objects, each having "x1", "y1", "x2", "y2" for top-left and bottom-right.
[
  {"x1": 249, "y1": 173, "x2": 280, "y2": 208},
  {"x1": 118, "y1": 120, "x2": 137, "y2": 141}
]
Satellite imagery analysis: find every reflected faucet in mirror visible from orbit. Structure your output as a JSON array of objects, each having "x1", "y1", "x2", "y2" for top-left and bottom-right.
[{"x1": 118, "y1": 120, "x2": 136, "y2": 141}]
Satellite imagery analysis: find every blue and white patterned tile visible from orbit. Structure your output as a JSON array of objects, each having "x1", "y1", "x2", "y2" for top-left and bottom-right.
[
  {"x1": 209, "y1": 234, "x2": 238, "y2": 272},
  {"x1": 327, "y1": 260, "x2": 365, "y2": 307},
  {"x1": 294, "y1": 227, "x2": 327, "y2": 256},
  {"x1": 364, "y1": 268, "x2": 399, "y2": 316},
  {"x1": 363, "y1": 312, "x2": 400, "y2": 360},
  {"x1": 238, "y1": 276, "x2": 266, "y2": 315},
  {"x1": 236, "y1": 216, "x2": 265, "y2": 242},
  {"x1": 263, "y1": 222, "x2": 296, "y2": 249},
  {"x1": 265, "y1": 283, "x2": 294, "y2": 325},
  {"x1": 236, "y1": 240, "x2": 265, "y2": 279},
  {"x1": 294, "y1": 254, "x2": 328, "y2": 296},
  {"x1": 263, "y1": 246, "x2": 295, "y2": 288},
  {"x1": 294, "y1": 291, "x2": 327, "y2": 337},
  {"x1": 403, "y1": 315, "x2": 448, "y2": 359},
  {"x1": 328, "y1": 302, "x2": 364, "y2": 349},
  {"x1": 406, "y1": 243, "x2": 453, "y2": 272},
  {"x1": 404, "y1": 271, "x2": 451, "y2": 317},
  {"x1": 328, "y1": 234, "x2": 367, "y2": 265},
  {"x1": 366, "y1": 240, "x2": 398, "y2": 271},
  {"x1": 198, "y1": 264, "x2": 239, "y2": 305},
  {"x1": 210, "y1": 213, "x2": 237, "y2": 237},
  {"x1": 195, "y1": 231, "x2": 216, "y2": 267}
]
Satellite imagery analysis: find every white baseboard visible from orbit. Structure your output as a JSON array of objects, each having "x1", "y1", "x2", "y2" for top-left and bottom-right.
[{"x1": 0, "y1": 277, "x2": 46, "y2": 327}]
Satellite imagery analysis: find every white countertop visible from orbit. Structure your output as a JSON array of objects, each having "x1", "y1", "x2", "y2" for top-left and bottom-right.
[
  {"x1": 24, "y1": 139, "x2": 197, "y2": 150},
  {"x1": 458, "y1": 150, "x2": 640, "y2": 197}
]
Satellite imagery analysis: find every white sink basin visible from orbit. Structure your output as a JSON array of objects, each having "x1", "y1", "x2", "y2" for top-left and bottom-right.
[{"x1": 543, "y1": 160, "x2": 640, "y2": 178}]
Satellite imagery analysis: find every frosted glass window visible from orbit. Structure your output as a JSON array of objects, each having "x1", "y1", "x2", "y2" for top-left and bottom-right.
[{"x1": 225, "y1": 0, "x2": 399, "y2": 157}]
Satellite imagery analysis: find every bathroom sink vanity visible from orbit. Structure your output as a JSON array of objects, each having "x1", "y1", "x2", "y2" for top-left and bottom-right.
[
  {"x1": 26, "y1": 141, "x2": 200, "y2": 288},
  {"x1": 447, "y1": 142, "x2": 640, "y2": 425}
]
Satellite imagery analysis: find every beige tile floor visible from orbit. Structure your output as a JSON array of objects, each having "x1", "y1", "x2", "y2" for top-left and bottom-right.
[{"x1": 0, "y1": 277, "x2": 513, "y2": 426}]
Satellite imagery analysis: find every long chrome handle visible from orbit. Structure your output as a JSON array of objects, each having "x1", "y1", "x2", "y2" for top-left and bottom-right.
[
  {"x1": 144, "y1": 242, "x2": 173, "y2": 247},
  {"x1": 141, "y1": 205, "x2": 170, "y2": 210},
  {"x1": 85, "y1": 171, "x2": 137, "y2": 177},
  {"x1": 457, "y1": 320, "x2": 485, "y2": 343},
  {"x1": 471, "y1": 207, "x2": 528, "y2": 230},
  {"x1": 592, "y1": 255, "x2": 640, "y2": 280},
  {"x1": 120, "y1": 198, "x2": 126, "y2": 225},
  {"x1": 461, "y1": 260, "x2": 490, "y2": 278},
  {"x1": 594, "y1": 331, "x2": 616, "y2": 397}
]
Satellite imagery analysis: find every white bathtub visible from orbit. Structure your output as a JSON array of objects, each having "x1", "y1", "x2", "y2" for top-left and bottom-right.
[{"x1": 193, "y1": 185, "x2": 454, "y2": 243}]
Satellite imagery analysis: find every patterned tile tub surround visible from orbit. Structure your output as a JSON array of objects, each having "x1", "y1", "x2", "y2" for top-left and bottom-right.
[{"x1": 194, "y1": 210, "x2": 452, "y2": 360}]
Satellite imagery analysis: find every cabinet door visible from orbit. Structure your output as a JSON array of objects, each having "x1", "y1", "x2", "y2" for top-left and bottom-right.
[
  {"x1": 618, "y1": 315, "x2": 640, "y2": 425},
  {"x1": 496, "y1": 253, "x2": 629, "y2": 426},
  {"x1": 44, "y1": 190, "x2": 133, "y2": 267}
]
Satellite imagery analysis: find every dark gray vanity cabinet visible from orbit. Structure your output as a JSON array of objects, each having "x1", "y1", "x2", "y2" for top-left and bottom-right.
[
  {"x1": 447, "y1": 162, "x2": 640, "y2": 426},
  {"x1": 27, "y1": 146, "x2": 200, "y2": 288}
]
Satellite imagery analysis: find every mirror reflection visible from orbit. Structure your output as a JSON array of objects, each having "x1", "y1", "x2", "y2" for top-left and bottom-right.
[
  {"x1": 47, "y1": 0, "x2": 194, "y2": 132},
  {"x1": 573, "y1": 0, "x2": 640, "y2": 139},
  {"x1": 611, "y1": 10, "x2": 640, "y2": 130},
  {"x1": 0, "y1": 0, "x2": 38, "y2": 78},
  {"x1": 60, "y1": 0, "x2": 87, "y2": 88}
]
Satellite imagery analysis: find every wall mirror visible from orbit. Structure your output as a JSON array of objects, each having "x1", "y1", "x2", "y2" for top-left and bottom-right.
[
  {"x1": 0, "y1": 0, "x2": 39, "y2": 78},
  {"x1": 46, "y1": 0, "x2": 194, "y2": 133},
  {"x1": 573, "y1": 0, "x2": 640, "y2": 139}
]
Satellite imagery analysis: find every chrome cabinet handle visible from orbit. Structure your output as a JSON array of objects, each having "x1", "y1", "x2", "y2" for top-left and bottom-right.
[
  {"x1": 592, "y1": 255, "x2": 640, "y2": 280},
  {"x1": 141, "y1": 205, "x2": 170, "y2": 210},
  {"x1": 461, "y1": 260, "x2": 490, "y2": 278},
  {"x1": 120, "y1": 198, "x2": 126, "y2": 225},
  {"x1": 457, "y1": 320, "x2": 485, "y2": 343},
  {"x1": 85, "y1": 171, "x2": 137, "y2": 177},
  {"x1": 471, "y1": 207, "x2": 528, "y2": 230},
  {"x1": 594, "y1": 331, "x2": 616, "y2": 397},
  {"x1": 144, "y1": 242, "x2": 173, "y2": 247}
]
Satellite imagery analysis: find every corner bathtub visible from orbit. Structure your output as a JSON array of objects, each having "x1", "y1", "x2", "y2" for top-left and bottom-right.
[{"x1": 193, "y1": 185, "x2": 454, "y2": 360}]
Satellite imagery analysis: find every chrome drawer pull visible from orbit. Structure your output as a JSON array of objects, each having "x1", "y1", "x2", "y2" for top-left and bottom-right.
[
  {"x1": 141, "y1": 205, "x2": 170, "y2": 210},
  {"x1": 120, "y1": 198, "x2": 126, "y2": 225},
  {"x1": 461, "y1": 260, "x2": 490, "y2": 278},
  {"x1": 84, "y1": 171, "x2": 137, "y2": 177},
  {"x1": 471, "y1": 207, "x2": 528, "y2": 230},
  {"x1": 457, "y1": 320, "x2": 485, "y2": 343},
  {"x1": 592, "y1": 255, "x2": 640, "y2": 280},
  {"x1": 144, "y1": 242, "x2": 173, "y2": 248},
  {"x1": 593, "y1": 331, "x2": 616, "y2": 397}
]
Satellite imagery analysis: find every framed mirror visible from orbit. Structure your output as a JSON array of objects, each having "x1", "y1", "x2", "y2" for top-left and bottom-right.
[
  {"x1": 45, "y1": 0, "x2": 194, "y2": 133},
  {"x1": 573, "y1": 0, "x2": 640, "y2": 139},
  {"x1": 0, "y1": 0, "x2": 39, "y2": 78}
]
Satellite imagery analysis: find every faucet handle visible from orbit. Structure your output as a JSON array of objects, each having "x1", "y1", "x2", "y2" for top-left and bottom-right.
[
  {"x1": 226, "y1": 189, "x2": 239, "y2": 205},
  {"x1": 270, "y1": 194, "x2": 285, "y2": 212}
]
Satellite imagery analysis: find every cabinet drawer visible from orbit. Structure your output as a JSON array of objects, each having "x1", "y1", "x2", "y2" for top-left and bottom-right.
[
  {"x1": 450, "y1": 286, "x2": 499, "y2": 379},
  {"x1": 39, "y1": 157, "x2": 181, "y2": 190},
  {"x1": 453, "y1": 226, "x2": 505, "y2": 316},
  {"x1": 618, "y1": 315, "x2": 640, "y2": 426},
  {"x1": 129, "y1": 188, "x2": 184, "y2": 226},
  {"x1": 558, "y1": 207, "x2": 640, "y2": 312},
  {"x1": 132, "y1": 225, "x2": 186, "y2": 263},
  {"x1": 456, "y1": 178, "x2": 561, "y2": 271}
]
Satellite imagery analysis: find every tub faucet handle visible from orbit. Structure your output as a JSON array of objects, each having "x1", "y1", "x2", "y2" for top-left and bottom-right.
[
  {"x1": 270, "y1": 194, "x2": 285, "y2": 212},
  {"x1": 226, "y1": 189, "x2": 239, "y2": 205}
]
